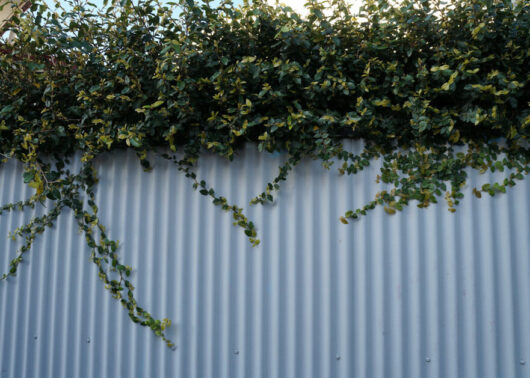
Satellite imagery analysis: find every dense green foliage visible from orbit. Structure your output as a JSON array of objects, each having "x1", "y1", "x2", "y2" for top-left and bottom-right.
[{"x1": 0, "y1": 0, "x2": 528, "y2": 347}]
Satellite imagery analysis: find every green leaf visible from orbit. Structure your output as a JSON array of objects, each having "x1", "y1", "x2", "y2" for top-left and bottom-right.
[
  {"x1": 23, "y1": 171, "x2": 35, "y2": 183},
  {"x1": 384, "y1": 206, "x2": 396, "y2": 215},
  {"x1": 149, "y1": 100, "x2": 164, "y2": 109},
  {"x1": 129, "y1": 138, "x2": 142, "y2": 148}
]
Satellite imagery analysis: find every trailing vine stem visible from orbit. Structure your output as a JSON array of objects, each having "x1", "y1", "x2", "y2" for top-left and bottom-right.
[
  {"x1": 74, "y1": 176, "x2": 175, "y2": 350},
  {"x1": 160, "y1": 152, "x2": 260, "y2": 246},
  {"x1": 1, "y1": 0, "x2": 529, "y2": 348},
  {"x1": 1, "y1": 202, "x2": 64, "y2": 280}
]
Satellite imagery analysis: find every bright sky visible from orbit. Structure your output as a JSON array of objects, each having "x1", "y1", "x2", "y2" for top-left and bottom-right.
[
  {"x1": 267, "y1": 0, "x2": 364, "y2": 15},
  {"x1": 85, "y1": 0, "x2": 363, "y2": 14},
  {"x1": 4, "y1": 0, "x2": 365, "y2": 28}
]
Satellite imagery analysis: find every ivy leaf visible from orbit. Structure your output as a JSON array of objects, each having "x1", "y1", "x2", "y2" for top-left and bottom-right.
[
  {"x1": 129, "y1": 138, "x2": 142, "y2": 148},
  {"x1": 384, "y1": 207, "x2": 396, "y2": 215},
  {"x1": 23, "y1": 171, "x2": 35, "y2": 183},
  {"x1": 147, "y1": 100, "x2": 164, "y2": 109}
]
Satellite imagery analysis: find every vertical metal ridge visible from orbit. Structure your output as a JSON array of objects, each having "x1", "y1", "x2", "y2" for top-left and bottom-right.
[
  {"x1": 0, "y1": 159, "x2": 18, "y2": 378},
  {"x1": 97, "y1": 156, "x2": 110, "y2": 378},
  {"x1": 2, "y1": 147, "x2": 530, "y2": 377},
  {"x1": 6, "y1": 170, "x2": 32, "y2": 378},
  {"x1": 301, "y1": 162, "x2": 313, "y2": 378},
  {"x1": 512, "y1": 171, "x2": 530, "y2": 378}
]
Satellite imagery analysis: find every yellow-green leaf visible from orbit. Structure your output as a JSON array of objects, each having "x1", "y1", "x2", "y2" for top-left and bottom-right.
[
  {"x1": 150, "y1": 100, "x2": 165, "y2": 109},
  {"x1": 384, "y1": 206, "x2": 396, "y2": 215},
  {"x1": 471, "y1": 23, "x2": 486, "y2": 39}
]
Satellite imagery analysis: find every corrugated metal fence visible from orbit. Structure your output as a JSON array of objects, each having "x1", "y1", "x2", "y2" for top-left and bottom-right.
[{"x1": 1, "y1": 142, "x2": 530, "y2": 377}]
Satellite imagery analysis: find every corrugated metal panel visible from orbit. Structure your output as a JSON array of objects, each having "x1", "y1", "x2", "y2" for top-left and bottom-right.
[{"x1": 1, "y1": 141, "x2": 530, "y2": 378}]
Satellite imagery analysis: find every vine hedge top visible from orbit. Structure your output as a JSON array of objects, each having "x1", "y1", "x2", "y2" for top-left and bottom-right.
[{"x1": 0, "y1": 0, "x2": 529, "y2": 348}]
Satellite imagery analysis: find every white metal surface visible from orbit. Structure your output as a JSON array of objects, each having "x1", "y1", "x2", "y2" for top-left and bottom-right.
[{"x1": 1, "y1": 142, "x2": 530, "y2": 377}]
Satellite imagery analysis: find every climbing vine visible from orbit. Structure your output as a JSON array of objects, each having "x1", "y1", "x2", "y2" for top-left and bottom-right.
[{"x1": 0, "y1": 0, "x2": 528, "y2": 348}]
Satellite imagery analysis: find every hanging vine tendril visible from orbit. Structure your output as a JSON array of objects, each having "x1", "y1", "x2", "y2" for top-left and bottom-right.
[{"x1": 0, "y1": 0, "x2": 528, "y2": 348}]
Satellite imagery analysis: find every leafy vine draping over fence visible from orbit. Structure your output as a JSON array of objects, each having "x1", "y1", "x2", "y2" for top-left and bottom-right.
[{"x1": 0, "y1": 0, "x2": 528, "y2": 347}]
